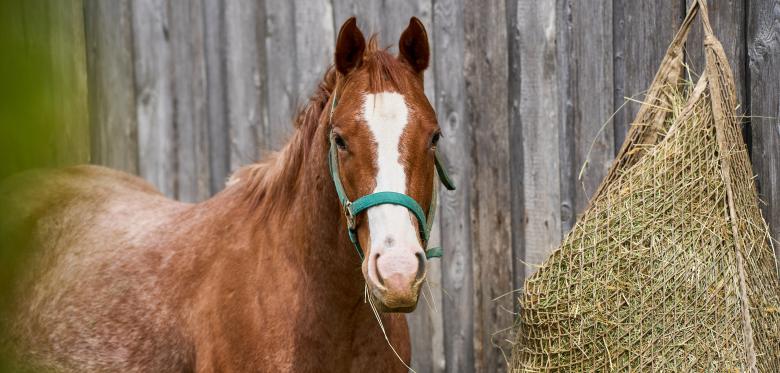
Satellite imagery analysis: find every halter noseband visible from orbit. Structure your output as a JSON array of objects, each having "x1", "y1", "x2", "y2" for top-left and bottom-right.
[{"x1": 327, "y1": 89, "x2": 456, "y2": 261}]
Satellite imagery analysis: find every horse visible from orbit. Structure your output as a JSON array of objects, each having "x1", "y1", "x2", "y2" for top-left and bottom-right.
[{"x1": 0, "y1": 17, "x2": 451, "y2": 372}]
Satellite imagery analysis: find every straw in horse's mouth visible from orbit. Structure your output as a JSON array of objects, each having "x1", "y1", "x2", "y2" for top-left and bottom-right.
[{"x1": 364, "y1": 284, "x2": 416, "y2": 373}]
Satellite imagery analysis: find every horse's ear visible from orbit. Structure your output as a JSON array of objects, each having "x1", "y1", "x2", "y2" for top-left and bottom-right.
[
  {"x1": 398, "y1": 17, "x2": 430, "y2": 73},
  {"x1": 335, "y1": 17, "x2": 366, "y2": 75}
]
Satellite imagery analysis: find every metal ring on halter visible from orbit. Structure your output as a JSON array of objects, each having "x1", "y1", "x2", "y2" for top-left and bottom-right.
[{"x1": 343, "y1": 201, "x2": 356, "y2": 229}]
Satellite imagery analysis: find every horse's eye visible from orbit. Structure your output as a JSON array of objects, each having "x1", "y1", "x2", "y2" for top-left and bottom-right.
[
  {"x1": 430, "y1": 132, "x2": 441, "y2": 148},
  {"x1": 334, "y1": 134, "x2": 347, "y2": 150}
]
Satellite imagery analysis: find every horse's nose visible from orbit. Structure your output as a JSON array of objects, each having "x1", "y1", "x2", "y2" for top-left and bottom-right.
[{"x1": 375, "y1": 250, "x2": 425, "y2": 289}]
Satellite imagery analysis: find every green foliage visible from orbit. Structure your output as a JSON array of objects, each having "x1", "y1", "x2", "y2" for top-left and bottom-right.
[{"x1": 0, "y1": 0, "x2": 89, "y2": 370}]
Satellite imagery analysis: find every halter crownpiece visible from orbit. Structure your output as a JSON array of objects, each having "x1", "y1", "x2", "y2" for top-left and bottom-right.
[{"x1": 327, "y1": 89, "x2": 456, "y2": 261}]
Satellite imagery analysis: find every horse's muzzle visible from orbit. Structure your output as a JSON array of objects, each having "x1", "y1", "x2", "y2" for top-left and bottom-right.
[{"x1": 365, "y1": 249, "x2": 426, "y2": 312}]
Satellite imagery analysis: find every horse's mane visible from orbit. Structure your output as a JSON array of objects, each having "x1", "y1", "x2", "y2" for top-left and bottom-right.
[{"x1": 228, "y1": 35, "x2": 411, "y2": 219}]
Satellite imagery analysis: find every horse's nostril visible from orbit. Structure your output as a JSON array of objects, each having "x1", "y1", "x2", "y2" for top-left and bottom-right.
[
  {"x1": 415, "y1": 251, "x2": 426, "y2": 281},
  {"x1": 373, "y1": 253, "x2": 384, "y2": 286}
]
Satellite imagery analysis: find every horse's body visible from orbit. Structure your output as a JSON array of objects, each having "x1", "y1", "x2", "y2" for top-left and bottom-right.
[
  {"x1": 3, "y1": 154, "x2": 408, "y2": 372},
  {"x1": 2, "y1": 17, "x2": 438, "y2": 372}
]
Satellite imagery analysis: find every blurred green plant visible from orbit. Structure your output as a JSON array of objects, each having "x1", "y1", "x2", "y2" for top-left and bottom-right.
[{"x1": 0, "y1": 0, "x2": 89, "y2": 370}]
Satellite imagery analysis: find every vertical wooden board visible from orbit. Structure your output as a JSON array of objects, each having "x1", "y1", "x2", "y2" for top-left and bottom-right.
[
  {"x1": 432, "y1": 0, "x2": 474, "y2": 372},
  {"x1": 332, "y1": 0, "x2": 381, "y2": 36},
  {"x1": 748, "y1": 0, "x2": 780, "y2": 260},
  {"x1": 293, "y1": 0, "x2": 335, "y2": 107},
  {"x1": 131, "y1": 0, "x2": 176, "y2": 198},
  {"x1": 686, "y1": 0, "x2": 747, "y2": 107},
  {"x1": 224, "y1": 0, "x2": 269, "y2": 171},
  {"x1": 464, "y1": 1, "x2": 512, "y2": 372},
  {"x1": 84, "y1": 0, "x2": 138, "y2": 173},
  {"x1": 265, "y1": 0, "x2": 297, "y2": 149},
  {"x1": 378, "y1": 0, "x2": 433, "y2": 54},
  {"x1": 169, "y1": 0, "x2": 210, "y2": 202},
  {"x1": 572, "y1": 0, "x2": 615, "y2": 213},
  {"x1": 611, "y1": 0, "x2": 627, "y2": 152},
  {"x1": 203, "y1": 0, "x2": 230, "y2": 193},
  {"x1": 612, "y1": 0, "x2": 683, "y2": 149},
  {"x1": 513, "y1": 0, "x2": 563, "y2": 280},
  {"x1": 45, "y1": 0, "x2": 90, "y2": 166},
  {"x1": 557, "y1": 0, "x2": 577, "y2": 236}
]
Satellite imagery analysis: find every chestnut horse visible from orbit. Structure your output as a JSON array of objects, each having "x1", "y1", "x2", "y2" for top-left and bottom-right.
[{"x1": 0, "y1": 17, "x2": 450, "y2": 372}]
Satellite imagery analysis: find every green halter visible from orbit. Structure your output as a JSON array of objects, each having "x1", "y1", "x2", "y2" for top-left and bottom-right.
[{"x1": 327, "y1": 90, "x2": 456, "y2": 261}]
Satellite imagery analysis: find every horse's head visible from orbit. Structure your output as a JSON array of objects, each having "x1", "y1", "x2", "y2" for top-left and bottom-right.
[{"x1": 328, "y1": 17, "x2": 440, "y2": 312}]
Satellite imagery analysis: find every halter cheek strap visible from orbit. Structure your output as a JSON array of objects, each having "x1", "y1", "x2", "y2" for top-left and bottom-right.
[{"x1": 327, "y1": 90, "x2": 456, "y2": 261}]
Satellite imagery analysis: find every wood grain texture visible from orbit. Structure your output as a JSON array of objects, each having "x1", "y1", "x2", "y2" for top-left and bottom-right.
[
  {"x1": 223, "y1": 0, "x2": 269, "y2": 171},
  {"x1": 170, "y1": 0, "x2": 211, "y2": 202},
  {"x1": 557, "y1": 0, "x2": 577, "y2": 236},
  {"x1": 203, "y1": 0, "x2": 230, "y2": 193},
  {"x1": 572, "y1": 0, "x2": 615, "y2": 213},
  {"x1": 85, "y1": 0, "x2": 138, "y2": 173},
  {"x1": 513, "y1": 0, "x2": 563, "y2": 281},
  {"x1": 293, "y1": 0, "x2": 335, "y2": 116},
  {"x1": 432, "y1": 0, "x2": 475, "y2": 372},
  {"x1": 464, "y1": 1, "x2": 512, "y2": 372},
  {"x1": 612, "y1": 0, "x2": 683, "y2": 151},
  {"x1": 265, "y1": 0, "x2": 297, "y2": 149},
  {"x1": 748, "y1": 0, "x2": 780, "y2": 260},
  {"x1": 131, "y1": 0, "x2": 176, "y2": 198},
  {"x1": 332, "y1": 0, "x2": 381, "y2": 36}
]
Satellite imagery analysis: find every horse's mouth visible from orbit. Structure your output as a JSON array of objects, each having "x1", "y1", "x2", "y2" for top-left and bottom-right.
[{"x1": 366, "y1": 282, "x2": 422, "y2": 313}]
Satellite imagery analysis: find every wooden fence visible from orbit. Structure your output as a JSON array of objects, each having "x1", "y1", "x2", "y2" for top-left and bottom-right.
[{"x1": 12, "y1": 0, "x2": 778, "y2": 372}]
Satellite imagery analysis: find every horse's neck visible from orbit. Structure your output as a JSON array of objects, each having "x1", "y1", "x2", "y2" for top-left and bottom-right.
[{"x1": 218, "y1": 122, "x2": 365, "y2": 300}]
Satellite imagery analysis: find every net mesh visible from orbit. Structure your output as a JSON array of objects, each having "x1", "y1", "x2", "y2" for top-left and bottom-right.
[{"x1": 511, "y1": 1, "x2": 780, "y2": 371}]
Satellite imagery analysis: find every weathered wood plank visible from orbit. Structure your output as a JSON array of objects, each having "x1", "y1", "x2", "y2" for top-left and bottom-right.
[
  {"x1": 612, "y1": 0, "x2": 683, "y2": 152},
  {"x1": 223, "y1": 0, "x2": 269, "y2": 171},
  {"x1": 265, "y1": 0, "x2": 297, "y2": 149},
  {"x1": 432, "y1": 0, "x2": 475, "y2": 372},
  {"x1": 513, "y1": 0, "x2": 563, "y2": 282},
  {"x1": 84, "y1": 0, "x2": 138, "y2": 173},
  {"x1": 572, "y1": 0, "x2": 615, "y2": 213},
  {"x1": 169, "y1": 0, "x2": 210, "y2": 202},
  {"x1": 464, "y1": 1, "x2": 512, "y2": 372},
  {"x1": 203, "y1": 0, "x2": 230, "y2": 193},
  {"x1": 131, "y1": 0, "x2": 176, "y2": 198},
  {"x1": 293, "y1": 0, "x2": 335, "y2": 110},
  {"x1": 332, "y1": 0, "x2": 381, "y2": 36},
  {"x1": 748, "y1": 0, "x2": 780, "y2": 260},
  {"x1": 557, "y1": 0, "x2": 577, "y2": 236}
]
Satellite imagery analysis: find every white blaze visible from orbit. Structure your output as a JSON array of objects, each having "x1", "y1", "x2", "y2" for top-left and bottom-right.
[{"x1": 363, "y1": 92, "x2": 420, "y2": 251}]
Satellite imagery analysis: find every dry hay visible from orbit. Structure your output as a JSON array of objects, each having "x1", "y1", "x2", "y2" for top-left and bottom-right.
[{"x1": 511, "y1": 2, "x2": 780, "y2": 372}]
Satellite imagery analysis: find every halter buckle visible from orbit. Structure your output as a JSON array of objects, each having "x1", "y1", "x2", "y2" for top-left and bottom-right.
[{"x1": 344, "y1": 201, "x2": 356, "y2": 229}]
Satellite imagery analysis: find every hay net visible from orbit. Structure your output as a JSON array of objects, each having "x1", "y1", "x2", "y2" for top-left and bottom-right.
[{"x1": 511, "y1": 1, "x2": 780, "y2": 372}]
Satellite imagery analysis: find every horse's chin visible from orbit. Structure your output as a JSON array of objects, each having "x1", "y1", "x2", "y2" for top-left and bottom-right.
[{"x1": 366, "y1": 283, "x2": 422, "y2": 313}]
